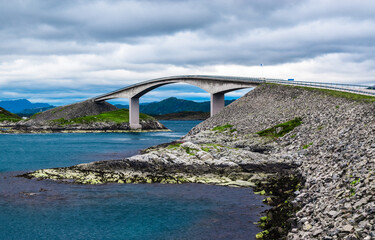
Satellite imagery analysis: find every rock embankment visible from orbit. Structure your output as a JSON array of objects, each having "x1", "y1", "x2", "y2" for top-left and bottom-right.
[
  {"x1": 22, "y1": 84, "x2": 375, "y2": 239},
  {"x1": 188, "y1": 84, "x2": 375, "y2": 240}
]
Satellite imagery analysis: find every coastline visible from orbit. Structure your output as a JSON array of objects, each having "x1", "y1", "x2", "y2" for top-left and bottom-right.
[
  {"x1": 0, "y1": 128, "x2": 171, "y2": 134},
  {"x1": 21, "y1": 84, "x2": 375, "y2": 239}
]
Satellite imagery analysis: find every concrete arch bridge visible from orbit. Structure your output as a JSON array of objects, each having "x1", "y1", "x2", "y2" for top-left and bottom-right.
[{"x1": 93, "y1": 75, "x2": 375, "y2": 129}]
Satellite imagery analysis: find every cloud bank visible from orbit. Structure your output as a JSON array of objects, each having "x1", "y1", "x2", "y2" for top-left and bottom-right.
[{"x1": 0, "y1": 0, "x2": 374, "y2": 104}]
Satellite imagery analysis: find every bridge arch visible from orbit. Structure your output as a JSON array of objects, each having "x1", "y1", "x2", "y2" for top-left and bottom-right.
[{"x1": 93, "y1": 75, "x2": 262, "y2": 129}]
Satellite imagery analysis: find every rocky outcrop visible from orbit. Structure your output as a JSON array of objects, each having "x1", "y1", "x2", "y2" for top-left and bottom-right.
[
  {"x1": 9, "y1": 119, "x2": 166, "y2": 133},
  {"x1": 22, "y1": 84, "x2": 375, "y2": 239}
]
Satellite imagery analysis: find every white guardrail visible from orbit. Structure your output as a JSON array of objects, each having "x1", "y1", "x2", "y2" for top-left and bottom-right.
[
  {"x1": 194, "y1": 75, "x2": 375, "y2": 96},
  {"x1": 261, "y1": 78, "x2": 375, "y2": 97}
]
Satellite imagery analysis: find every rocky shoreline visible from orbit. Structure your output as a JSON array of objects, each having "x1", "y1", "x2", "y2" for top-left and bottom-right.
[
  {"x1": 21, "y1": 84, "x2": 375, "y2": 239},
  {"x1": 1, "y1": 119, "x2": 167, "y2": 133}
]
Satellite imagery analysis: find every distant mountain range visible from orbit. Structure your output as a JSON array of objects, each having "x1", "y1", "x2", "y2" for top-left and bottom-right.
[
  {"x1": 115, "y1": 97, "x2": 235, "y2": 115},
  {"x1": 0, "y1": 99, "x2": 54, "y2": 116},
  {"x1": 0, "y1": 97, "x2": 237, "y2": 117}
]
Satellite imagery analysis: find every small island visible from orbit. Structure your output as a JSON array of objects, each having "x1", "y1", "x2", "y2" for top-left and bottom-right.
[{"x1": 1, "y1": 100, "x2": 167, "y2": 133}]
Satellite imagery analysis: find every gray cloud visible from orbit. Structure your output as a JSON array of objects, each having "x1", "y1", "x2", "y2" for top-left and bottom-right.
[{"x1": 0, "y1": 0, "x2": 375, "y2": 104}]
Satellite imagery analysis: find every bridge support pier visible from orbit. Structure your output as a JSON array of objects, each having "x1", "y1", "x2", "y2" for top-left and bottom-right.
[
  {"x1": 129, "y1": 97, "x2": 141, "y2": 129},
  {"x1": 210, "y1": 93, "x2": 225, "y2": 117}
]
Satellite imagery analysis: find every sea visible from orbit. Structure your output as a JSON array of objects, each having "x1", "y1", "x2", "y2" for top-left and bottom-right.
[{"x1": 0, "y1": 120, "x2": 266, "y2": 240}]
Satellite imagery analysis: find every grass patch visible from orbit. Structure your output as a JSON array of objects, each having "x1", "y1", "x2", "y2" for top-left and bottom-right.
[
  {"x1": 201, "y1": 147, "x2": 210, "y2": 152},
  {"x1": 183, "y1": 147, "x2": 196, "y2": 156},
  {"x1": 302, "y1": 142, "x2": 313, "y2": 149},
  {"x1": 350, "y1": 188, "x2": 356, "y2": 197},
  {"x1": 50, "y1": 109, "x2": 154, "y2": 125},
  {"x1": 351, "y1": 178, "x2": 360, "y2": 185},
  {"x1": 167, "y1": 142, "x2": 182, "y2": 149},
  {"x1": 265, "y1": 83, "x2": 375, "y2": 102},
  {"x1": 211, "y1": 124, "x2": 235, "y2": 132},
  {"x1": 256, "y1": 117, "x2": 302, "y2": 138},
  {"x1": 294, "y1": 85, "x2": 375, "y2": 102}
]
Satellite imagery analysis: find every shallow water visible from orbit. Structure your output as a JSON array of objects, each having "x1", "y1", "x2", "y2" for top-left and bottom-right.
[{"x1": 0, "y1": 120, "x2": 266, "y2": 240}]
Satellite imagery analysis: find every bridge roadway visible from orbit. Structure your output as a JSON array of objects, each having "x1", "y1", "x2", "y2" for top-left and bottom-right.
[{"x1": 92, "y1": 75, "x2": 375, "y2": 129}]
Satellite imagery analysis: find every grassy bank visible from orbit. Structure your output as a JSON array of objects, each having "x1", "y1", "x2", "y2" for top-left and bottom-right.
[{"x1": 50, "y1": 109, "x2": 154, "y2": 125}]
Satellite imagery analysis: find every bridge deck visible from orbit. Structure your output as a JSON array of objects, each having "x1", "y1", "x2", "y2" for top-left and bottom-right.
[{"x1": 93, "y1": 75, "x2": 375, "y2": 101}]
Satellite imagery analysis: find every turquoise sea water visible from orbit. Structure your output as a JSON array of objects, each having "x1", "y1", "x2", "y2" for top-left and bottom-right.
[{"x1": 0, "y1": 120, "x2": 266, "y2": 240}]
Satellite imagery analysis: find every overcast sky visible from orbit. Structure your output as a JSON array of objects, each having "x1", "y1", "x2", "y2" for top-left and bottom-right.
[{"x1": 1, "y1": 0, "x2": 375, "y2": 105}]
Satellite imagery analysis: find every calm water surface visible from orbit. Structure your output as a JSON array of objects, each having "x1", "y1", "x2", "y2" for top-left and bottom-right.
[{"x1": 0, "y1": 120, "x2": 266, "y2": 240}]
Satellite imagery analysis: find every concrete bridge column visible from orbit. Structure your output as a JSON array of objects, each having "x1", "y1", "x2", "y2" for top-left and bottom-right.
[
  {"x1": 210, "y1": 93, "x2": 225, "y2": 117},
  {"x1": 129, "y1": 97, "x2": 141, "y2": 129}
]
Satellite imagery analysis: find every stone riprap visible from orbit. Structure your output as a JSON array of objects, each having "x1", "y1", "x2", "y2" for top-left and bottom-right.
[
  {"x1": 23, "y1": 84, "x2": 375, "y2": 239},
  {"x1": 188, "y1": 84, "x2": 375, "y2": 240}
]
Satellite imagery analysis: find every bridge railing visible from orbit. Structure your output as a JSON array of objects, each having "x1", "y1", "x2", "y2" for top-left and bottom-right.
[{"x1": 261, "y1": 78, "x2": 375, "y2": 96}]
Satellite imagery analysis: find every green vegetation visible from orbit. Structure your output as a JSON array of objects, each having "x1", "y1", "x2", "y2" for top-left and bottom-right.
[
  {"x1": 254, "y1": 190, "x2": 266, "y2": 195},
  {"x1": 302, "y1": 142, "x2": 313, "y2": 149},
  {"x1": 351, "y1": 178, "x2": 360, "y2": 185},
  {"x1": 167, "y1": 142, "x2": 182, "y2": 149},
  {"x1": 265, "y1": 83, "x2": 375, "y2": 102},
  {"x1": 183, "y1": 146, "x2": 196, "y2": 156},
  {"x1": 201, "y1": 147, "x2": 210, "y2": 152},
  {"x1": 0, "y1": 107, "x2": 21, "y2": 122},
  {"x1": 50, "y1": 109, "x2": 154, "y2": 125},
  {"x1": 211, "y1": 124, "x2": 236, "y2": 132},
  {"x1": 254, "y1": 174, "x2": 304, "y2": 239},
  {"x1": 256, "y1": 230, "x2": 269, "y2": 239},
  {"x1": 296, "y1": 86, "x2": 375, "y2": 102},
  {"x1": 350, "y1": 188, "x2": 356, "y2": 197},
  {"x1": 256, "y1": 117, "x2": 302, "y2": 138},
  {"x1": 167, "y1": 142, "x2": 199, "y2": 155},
  {"x1": 335, "y1": 105, "x2": 340, "y2": 109},
  {"x1": 290, "y1": 134, "x2": 296, "y2": 138}
]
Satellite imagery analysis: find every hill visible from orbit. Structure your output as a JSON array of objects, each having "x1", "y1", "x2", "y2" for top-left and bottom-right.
[
  {"x1": 0, "y1": 107, "x2": 21, "y2": 123},
  {"x1": 115, "y1": 97, "x2": 235, "y2": 115},
  {"x1": 0, "y1": 99, "x2": 51, "y2": 113},
  {"x1": 25, "y1": 100, "x2": 117, "y2": 125},
  {"x1": 10, "y1": 100, "x2": 165, "y2": 132}
]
